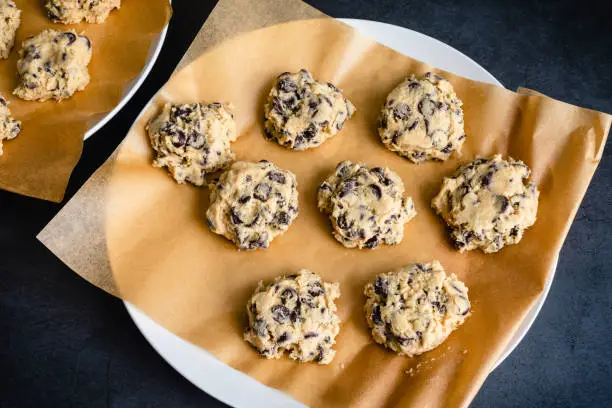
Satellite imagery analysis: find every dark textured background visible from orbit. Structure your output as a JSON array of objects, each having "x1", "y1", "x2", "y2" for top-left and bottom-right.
[{"x1": 1, "y1": 1, "x2": 611, "y2": 407}]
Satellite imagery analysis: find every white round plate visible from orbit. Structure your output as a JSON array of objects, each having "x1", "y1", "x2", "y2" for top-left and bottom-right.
[
  {"x1": 83, "y1": 6, "x2": 170, "y2": 140},
  {"x1": 124, "y1": 19, "x2": 555, "y2": 407}
]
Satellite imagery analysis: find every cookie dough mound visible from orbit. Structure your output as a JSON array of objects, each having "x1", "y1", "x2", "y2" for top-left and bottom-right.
[
  {"x1": 317, "y1": 161, "x2": 416, "y2": 249},
  {"x1": 0, "y1": 0, "x2": 20, "y2": 59},
  {"x1": 264, "y1": 69, "x2": 355, "y2": 151},
  {"x1": 45, "y1": 0, "x2": 121, "y2": 24},
  {"x1": 378, "y1": 72, "x2": 465, "y2": 163},
  {"x1": 147, "y1": 102, "x2": 237, "y2": 186},
  {"x1": 432, "y1": 155, "x2": 539, "y2": 253},
  {"x1": 364, "y1": 261, "x2": 470, "y2": 356},
  {"x1": 244, "y1": 269, "x2": 341, "y2": 364},
  {"x1": 206, "y1": 160, "x2": 299, "y2": 250},
  {"x1": 0, "y1": 94, "x2": 21, "y2": 155},
  {"x1": 14, "y1": 29, "x2": 92, "y2": 102}
]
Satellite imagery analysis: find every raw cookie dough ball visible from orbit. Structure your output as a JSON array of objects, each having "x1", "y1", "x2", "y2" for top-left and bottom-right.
[
  {"x1": 206, "y1": 160, "x2": 299, "y2": 250},
  {"x1": 263, "y1": 69, "x2": 355, "y2": 151},
  {"x1": 0, "y1": 94, "x2": 21, "y2": 155},
  {"x1": 317, "y1": 161, "x2": 416, "y2": 249},
  {"x1": 244, "y1": 269, "x2": 341, "y2": 364},
  {"x1": 45, "y1": 0, "x2": 121, "y2": 24},
  {"x1": 0, "y1": 0, "x2": 20, "y2": 59},
  {"x1": 364, "y1": 261, "x2": 470, "y2": 356},
  {"x1": 432, "y1": 155, "x2": 540, "y2": 253},
  {"x1": 14, "y1": 29, "x2": 92, "y2": 102},
  {"x1": 378, "y1": 72, "x2": 465, "y2": 163},
  {"x1": 147, "y1": 102, "x2": 237, "y2": 186}
]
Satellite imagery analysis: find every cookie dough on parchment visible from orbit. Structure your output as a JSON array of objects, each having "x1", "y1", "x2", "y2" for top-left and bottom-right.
[
  {"x1": 206, "y1": 160, "x2": 299, "y2": 251},
  {"x1": 147, "y1": 102, "x2": 237, "y2": 186},
  {"x1": 0, "y1": 0, "x2": 20, "y2": 59},
  {"x1": 431, "y1": 155, "x2": 540, "y2": 253},
  {"x1": 317, "y1": 161, "x2": 416, "y2": 249},
  {"x1": 244, "y1": 269, "x2": 341, "y2": 364},
  {"x1": 45, "y1": 0, "x2": 121, "y2": 24},
  {"x1": 378, "y1": 72, "x2": 465, "y2": 163},
  {"x1": 14, "y1": 29, "x2": 92, "y2": 102},
  {"x1": 264, "y1": 69, "x2": 355, "y2": 151},
  {"x1": 364, "y1": 261, "x2": 470, "y2": 357},
  {"x1": 0, "y1": 94, "x2": 21, "y2": 155}
]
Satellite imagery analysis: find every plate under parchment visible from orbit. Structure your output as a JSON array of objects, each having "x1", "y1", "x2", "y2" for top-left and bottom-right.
[
  {"x1": 83, "y1": 2, "x2": 170, "y2": 140},
  {"x1": 123, "y1": 19, "x2": 555, "y2": 408}
]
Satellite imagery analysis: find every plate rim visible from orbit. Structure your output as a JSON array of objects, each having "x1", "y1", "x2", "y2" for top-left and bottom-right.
[
  {"x1": 83, "y1": 2, "x2": 171, "y2": 140},
  {"x1": 121, "y1": 17, "x2": 556, "y2": 406}
]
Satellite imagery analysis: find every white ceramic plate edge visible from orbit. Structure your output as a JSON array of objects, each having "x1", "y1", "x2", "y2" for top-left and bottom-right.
[
  {"x1": 83, "y1": 1, "x2": 171, "y2": 140},
  {"x1": 122, "y1": 18, "x2": 556, "y2": 407}
]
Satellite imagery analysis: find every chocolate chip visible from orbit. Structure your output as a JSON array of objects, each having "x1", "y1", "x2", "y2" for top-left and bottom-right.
[
  {"x1": 274, "y1": 211, "x2": 290, "y2": 225},
  {"x1": 271, "y1": 305, "x2": 290, "y2": 323},
  {"x1": 304, "y1": 332, "x2": 318, "y2": 339},
  {"x1": 238, "y1": 195, "x2": 251, "y2": 204},
  {"x1": 271, "y1": 97, "x2": 285, "y2": 115},
  {"x1": 441, "y1": 143, "x2": 453, "y2": 154},
  {"x1": 393, "y1": 103, "x2": 411, "y2": 120},
  {"x1": 336, "y1": 213, "x2": 352, "y2": 231},
  {"x1": 230, "y1": 208, "x2": 242, "y2": 225},
  {"x1": 308, "y1": 100, "x2": 318, "y2": 110},
  {"x1": 187, "y1": 132, "x2": 205, "y2": 149},
  {"x1": 281, "y1": 288, "x2": 298, "y2": 305},
  {"x1": 370, "y1": 167, "x2": 392, "y2": 186},
  {"x1": 379, "y1": 116, "x2": 388, "y2": 129},
  {"x1": 314, "y1": 345, "x2": 326, "y2": 362},
  {"x1": 371, "y1": 305, "x2": 383, "y2": 325},
  {"x1": 417, "y1": 97, "x2": 436, "y2": 118},
  {"x1": 0, "y1": 97, "x2": 6, "y2": 106},
  {"x1": 308, "y1": 281, "x2": 325, "y2": 297},
  {"x1": 407, "y1": 121, "x2": 418, "y2": 131},
  {"x1": 327, "y1": 82, "x2": 339, "y2": 92},
  {"x1": 277, "y1": 332, "x2": 290, "y2": 343},
  {"x1": 267, "y1": 171, "x2": 286, "y2": 184},
  {"x1": 496, "y1": 195, "x2": 510, "y2": 212},
  {"x1": 301, "y1": 124, "x2": 317, "y2": 141},
  {"x1": 299, "y1": 296, "x2": 315, "y2": 309},
  {"x1": 62, "y1": 32, "x2": 77, "y2": 45},
  {"x1": 253, "y1": 183, "x2": 272, "y2": 201},
  {"x1": 364, "y1": 236, "x2": 379, "y2": 249},
  {"x1": 254, "y1": 319, "x2": 267, "y2": 337},
  {"x1": 408, "y1": 81, "x2": 420, "y2": 89},
  {"x1": 338, "y1": 179, "x2": 356, "y2": 198},
  {"x1": 509, "y1": 226, "x2": 520, "y2": 237},
  {"x1": 172, "y1": 132, "x2": 186, "y2": 147},
  {"x1": 277, "y1": 77, "x2": 297, "y2": 93},
  {"x1": 374, "y1": 277, "x2": 388, "y2": 298},
  {"x1": 481, "y1": 172, "x2": 494, "y2": 188},
  {"x1": 369, "y1": 184, "x2": 382, "y2": 200}
]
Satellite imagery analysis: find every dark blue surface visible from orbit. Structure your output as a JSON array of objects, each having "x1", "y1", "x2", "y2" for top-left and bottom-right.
[{"x1": 1, "y1": 1, "x2": 611, "y2": 407}]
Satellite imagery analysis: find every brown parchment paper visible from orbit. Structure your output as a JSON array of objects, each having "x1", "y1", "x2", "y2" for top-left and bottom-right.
[
  {"x1": 38, "y1": 0, "x2": 612, "y2": 406},
  {"x1": 0, "y1": 0, "x2": 171, "y2": 202}
]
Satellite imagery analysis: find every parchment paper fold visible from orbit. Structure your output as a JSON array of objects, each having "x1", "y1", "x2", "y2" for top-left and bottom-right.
[{"x1": 38, "y1": 0, "x2": 611, "y2": 406}]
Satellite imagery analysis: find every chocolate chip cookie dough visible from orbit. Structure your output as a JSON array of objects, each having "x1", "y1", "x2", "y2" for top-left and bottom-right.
[
  {"x1": 14, "y1": 29, "x2": 92, "y2": 102},
  {"x1": 45, "y1": 0, "x2": 121, "y2": 24},
  {"x1": 206, "y1": 160, "x2": 299, "y2": 250},
  {"x1": 264, "y1": 69, "x2": 355, "y2": 151},
  {"x1": 0, "y1": 0, "x2": 20, "y2": 59},
  {"x1": 0, "y1": 94, "x2": 20, "y2": 155},
  {"x1": 317, "y1": 161, "x2": 416, "y2": 249},
  {"x1": 244, "y1": 269, "x2": 341, "y2": 364},
  {"x1": 378, "y1": 72, "x2": 465, "y2": 163},
  {"x1": 432, "y1": 155, "x2": 540, "y2": 253},
  {"x1": 147, "y1": 102, "x2": 237, "y2": 186},
  {"x1": 364, "y1": 261, "x2": 470, "y2": 357}
]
